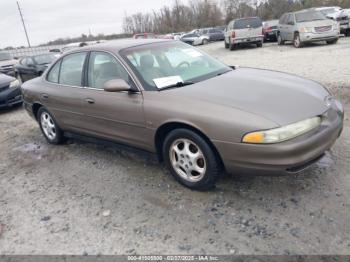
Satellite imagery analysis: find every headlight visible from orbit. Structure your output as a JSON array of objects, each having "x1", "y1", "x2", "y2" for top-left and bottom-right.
[
  {"x1": 299, "y1": 27, "x2": 312, "y2": 33},
  {"x1": 9, "y1": 79, "x2": 20, "y2": 88},
  {"x1": 242, "y1": 117, "x2": 322, "y2": 144}
]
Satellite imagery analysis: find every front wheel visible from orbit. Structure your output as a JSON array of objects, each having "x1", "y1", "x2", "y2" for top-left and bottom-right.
[
  {"x1": 257, "y1": 41, "x2": 263, "y2": 48},
  {"x1": 202, "y1": 39, "x2": 209, "y2": 45},
  {"x1": 37, "y1": 107, "x2": 65, "y2": 144},
  {"x1": 293, "y1": 33, "x2": 303, "y2": 48},
  {"x1": 163, "y1": 129, "x2": 221, "y2": 190}
]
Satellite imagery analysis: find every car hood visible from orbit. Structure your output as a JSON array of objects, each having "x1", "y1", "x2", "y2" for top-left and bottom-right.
[
  {"x1": 0, "y1": 59, "x2": 18, "y2": 67},
  {"x1": 298, "y1": 19, "x2": 335, "y2": 27},
  {"x1": 0, "y1": 73, "x2": 15, "y2": 88},
  {"x1": 169, "y1": 68, "x2": 329, "y2": 126}
]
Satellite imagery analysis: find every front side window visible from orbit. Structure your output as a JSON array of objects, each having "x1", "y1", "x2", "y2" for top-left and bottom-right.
[
  {"x1": 59, "y1": 52, "x2": 87, "y2": 86},
  {"x1": 121, "y1": 42, "x2": 231, "y2": 91},
  {"x1": 87, "y1": 52, "x2": 130, "y2": 89}
]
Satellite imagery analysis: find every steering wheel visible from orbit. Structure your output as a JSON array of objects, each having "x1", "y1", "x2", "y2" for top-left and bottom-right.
[{"x1": 176, "y1": 61, "x2": 190, "y2": 69}]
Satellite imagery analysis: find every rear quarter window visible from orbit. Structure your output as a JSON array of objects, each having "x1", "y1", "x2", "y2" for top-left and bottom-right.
[{"x1": 234, "y1": 18, "x2": 262, "y2": 29}]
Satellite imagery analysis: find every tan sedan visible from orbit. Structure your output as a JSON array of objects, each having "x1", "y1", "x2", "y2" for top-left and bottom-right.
[{"x1": 21, "y1": 39, "x2": 344, "y2": 190}]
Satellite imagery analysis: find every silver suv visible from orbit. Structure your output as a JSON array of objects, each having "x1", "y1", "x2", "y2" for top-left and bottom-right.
[
  {"x1": 278, "y1": 10, "x2": 340, "y2": 48},
  {"x1": 224, "y1": 17, "x2": 263, "y2": 50}
]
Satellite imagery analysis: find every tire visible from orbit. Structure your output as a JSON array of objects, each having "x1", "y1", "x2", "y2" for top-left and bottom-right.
[
  {"x1": 229, "y1": 39, "x2": 236, "y2": 51},
  {"x1": 163, "y1": 129, "x2": 221, "y2": 190},
  {"x1": 326, "y1": 39, "x2": 338, "y2": 45},
  {"x1": 202, "y1": 39, "x2": 209, "y2": 45},
  {"x1": 277, "y1": 34, "x2": 284, "y2": 45},
  {"x1": 257, "y1": 41, "x2": 263, "y2": 48},
  {"x1": 224, "y1": 40, "x2": 229, "y2": 49},
  {"x1": 37, "y1": 107, "x2": 65, "y2": 144},
  {"x1": 293, "y1": 33, "x2": 303, "y2": 48}
]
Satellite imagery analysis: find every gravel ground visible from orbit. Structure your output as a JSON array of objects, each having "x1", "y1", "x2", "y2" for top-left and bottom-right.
[{"x1": 0, "y1": 38, "x2": 350, "y2": 255}]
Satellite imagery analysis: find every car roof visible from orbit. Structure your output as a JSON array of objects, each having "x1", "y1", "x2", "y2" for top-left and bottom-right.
[{"x1": 67, "y1": 38, "x2": 172, "y2": 54}]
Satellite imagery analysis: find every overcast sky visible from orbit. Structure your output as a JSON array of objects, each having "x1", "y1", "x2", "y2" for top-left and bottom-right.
[{"x1": 0, "y1": 0, "x2": 182, "y2": 48}]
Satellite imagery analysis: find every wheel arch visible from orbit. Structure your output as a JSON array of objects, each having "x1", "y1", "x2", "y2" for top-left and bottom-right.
[
  {"x1": 154, "y1": 121, "x2": 225, "y2": 169},
  {"x1": 32, "y1": 102, "x2": 43, "y2": 120}
]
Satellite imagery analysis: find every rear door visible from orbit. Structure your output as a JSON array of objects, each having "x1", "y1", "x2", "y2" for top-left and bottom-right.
[
  {"x1": 233, "y1": 19, "x2": 250, "y2": 39},
  {"x1": 278, "y1": 14, "x2": 288, "y2": 40},
  {"x1": 41, "y1": 52, "x2": 88, "y2": 130},
  {"x1": 80, "y1": 51, "x2": 147, "y2": 148}
]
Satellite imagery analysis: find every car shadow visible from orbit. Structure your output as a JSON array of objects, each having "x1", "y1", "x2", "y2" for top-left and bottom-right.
[{"x1": 0, "y1": 103, "x2": 23, "y2": 115}]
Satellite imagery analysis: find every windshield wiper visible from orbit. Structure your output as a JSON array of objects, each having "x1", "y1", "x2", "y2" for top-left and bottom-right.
[{"x1": 159, "y1": 81, "x2": 195, "y2": 91}]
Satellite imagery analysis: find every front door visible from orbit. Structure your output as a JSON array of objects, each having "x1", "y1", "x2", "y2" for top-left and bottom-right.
[{"x1": 80, "y1": 51, "x2": 147, "y2": 149}]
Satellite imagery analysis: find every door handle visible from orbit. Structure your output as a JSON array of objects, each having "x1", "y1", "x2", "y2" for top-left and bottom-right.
[
  {"x1": 41, "y1": 93, "x2": 49, "y2": 99},
  {"x1": 85, "y1": 98, "x2": 95, "y2": 104}
]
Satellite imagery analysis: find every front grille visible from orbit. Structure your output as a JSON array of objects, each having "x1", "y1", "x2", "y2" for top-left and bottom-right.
[{"x1": 315, "y1": 26, "x2": 332, "y2": 32}]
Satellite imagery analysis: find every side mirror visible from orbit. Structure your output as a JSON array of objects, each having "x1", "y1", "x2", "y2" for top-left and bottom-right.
[{"x1": 103, "y1": 79, "x2": 132, "y2": 92}]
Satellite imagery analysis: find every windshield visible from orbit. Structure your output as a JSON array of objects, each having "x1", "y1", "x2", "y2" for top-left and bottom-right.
[
  {"x1": 120, "y1": 42, "x2": 231, "y2": 91},
  {"x1": 296, "y1": 11, "x2": 326, "y2": 22},
  {"x1": 234, "y1": 18, "x2": 262, "y2": 29},
  {"x1": 0, "y1": 52, "x2": 13, "y2": 61},
  {"x1": 33, "y1": 54, "x2": 57, "y2": 65},
  {"x1": 320, "y1": 8, "x2": 338, "y2": 15}
]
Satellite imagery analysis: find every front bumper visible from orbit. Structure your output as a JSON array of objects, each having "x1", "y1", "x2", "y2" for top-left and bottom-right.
[
  {"x1": 0, "y1": 86, "x2": 22, "y2": 108},
  {"x1": 300, "y1": 31, "x2": 339, "y2": 42},
  {"x1": 214, "y1": 105, "x2": 344, "y2": 176}
]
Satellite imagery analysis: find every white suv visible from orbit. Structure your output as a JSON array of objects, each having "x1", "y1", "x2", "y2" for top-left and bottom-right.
[{"x1": 224, "y1": 17, "x2": 264, "y2": 50}]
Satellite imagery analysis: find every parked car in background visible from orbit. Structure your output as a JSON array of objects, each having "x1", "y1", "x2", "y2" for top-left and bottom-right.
[
  {"x1": 14, "y1": 53, "x2": 59, "y2": 82},
  {"x1": 224, "y1": 17, "x2": 263, "y2": 50},
  {"x1": 21, "y1": 39, "x2": 344, "y2": 190},
  {"x1": 62, "y1": 42, "x2": 88, "y2": 53},
  {"x1": 278, "y1": 10, "x2": 340, "y2": 48},
  {"x1": 0, "y1": 52, "x2": 18, "y2": 76},
  {"x1": 180, "y1": 33, "x2": 210, "y2": 45},
  {"x1": 326, "y1": 9, "x2": 350, "y2": 36},
  {"x1": 133, "y1": 33, "x2": 156, "y2": 39},
  {"x1": 0, "y1": 73, "x2": 22, "y2": 108},
  {"x1": 201, "y1": 28, "x2": 225, "y2": 41},
  {"x1": 313, "y1": 6, "x2": 342, "y2": 16},
  {"x1": 263, "y1": 20, "x2": 279, "y2": 41}
]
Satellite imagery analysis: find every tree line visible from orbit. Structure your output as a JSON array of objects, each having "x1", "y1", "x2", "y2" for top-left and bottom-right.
[{"x1": 122, "y1": 0, "x2": 350, "y2": 34}]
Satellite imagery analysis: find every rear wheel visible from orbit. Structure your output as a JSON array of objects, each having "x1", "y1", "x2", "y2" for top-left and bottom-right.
[
  {"x1": 257, "y1": 41, "x2": 263, "y2": 48},
  {"x1": 293, "y1": 33, "x2": 303, "y2": 48},
  {"x1": 163, "y1": 129, "x2": 221, "y2": 190},
  {"x1": 37, "y1": 107, "x2": 65, "y2": 144},
  {"x1": 229, "y1": 39, "x2": 236, "y2": 51},
  {"x1": 326, "y1": 38, "x2": 338, "y2": 45},
  {"x1": 277, "y1": 34, "x2": 284, "y2": 45}
]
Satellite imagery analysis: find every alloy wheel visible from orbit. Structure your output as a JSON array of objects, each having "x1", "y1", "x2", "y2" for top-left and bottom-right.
[
  {"x1": 41, "y1": 112, "x2": 56, "y2": 140},
  {"x1": 169, "y1": 138, "x2": 206, "y2": 182}
]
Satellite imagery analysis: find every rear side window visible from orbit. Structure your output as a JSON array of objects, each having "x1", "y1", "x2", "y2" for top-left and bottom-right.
[
  {"x1": 59, "y1": 52, "x2": 87, "y2": 86},
  {"x1": 47, "y1": 60, "x2": 61, "y2": 83},
  {"x1": 279, "y1": 14, "x2": 287, "y2": 24},
  {"x1": 234, "y1": 18, "x2": 262, "y2": 29}
]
